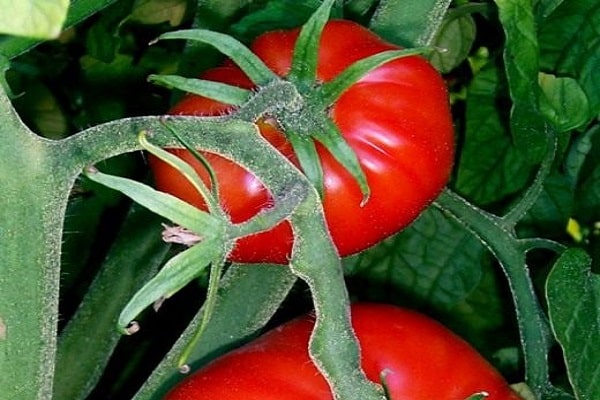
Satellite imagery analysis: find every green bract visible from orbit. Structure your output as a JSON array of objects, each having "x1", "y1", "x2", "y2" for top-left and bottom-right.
[{"x1": 0, "y1": 1, "x2": 598, "y2": 400}]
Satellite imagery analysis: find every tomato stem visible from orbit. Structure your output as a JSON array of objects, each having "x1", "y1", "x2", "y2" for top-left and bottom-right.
[
  {"x1": 139, "y1": 131, "x2": 225, "y2": 219},
  {"x1": 434, "y1": 189, "x2": 557, "y2": 397},
  {"x1": 289, "y1": 199, "x2": 386, "y2": 400},
  {"x1": 230, "y1": 181, "x2": 307, "y2": 238},
  {"x1": 158, "y1": 121, "x2": 222, "y2": 209},
  {"x1": 176, "y1": 257, "x2": 227, "y2": 370}
]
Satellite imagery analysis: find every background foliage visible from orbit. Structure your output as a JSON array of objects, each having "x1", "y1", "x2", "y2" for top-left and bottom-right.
[{"x1": 0, "y1": 0, "x2": 598, "y2": 399}]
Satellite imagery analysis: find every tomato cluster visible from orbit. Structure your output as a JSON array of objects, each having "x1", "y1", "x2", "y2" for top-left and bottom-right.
[
  {"x1": 149, "y1": 20, "x2": 455, "y2": 264},
  {"x1": 165, "y1": 303, "x2": 521, "y2": 399}
]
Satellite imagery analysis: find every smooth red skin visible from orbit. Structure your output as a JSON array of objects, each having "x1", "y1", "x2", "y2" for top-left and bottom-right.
[
  {"x1": 165, "y1": 303, "x2": 521, "y2": 400},
  {"x1": 150, "y1": 20, "x2": 455, "y2": 264}
]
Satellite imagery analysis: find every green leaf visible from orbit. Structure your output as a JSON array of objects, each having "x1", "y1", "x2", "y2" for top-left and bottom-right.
[
  {"x1": 82, "y1": 2, "x2": 129, "y2": 64},
  {"x1": 0, "y1": 0, "x2": 119, "y2": 59},
  {"x1": 230, "y1": 0, "x2": 319, "y2": 40},
  {"x1": 118, "y1": 235, "x2": 227, "y2": 330},
  {"x1": 539, "y1": 73, "x2": 591, "y2": 133},
  {"x1": 573, "y1": 125, "x2": 600, "y2": 224},
  {"x1": 344, "y1": 207, "x2": 486, "y2": 310},
  {"x1": 518, "y1": 172, "x2": 574, "y2": 238},
  {"x1": 538, "y1": 0, "x2": 600, "y2": 118},
  {"x1": 346, "y1": 0, "x2": 377, "y2": 18},
  {"x1": 448, "y1": 260, "x2": 509, "y2": 350},
  {"x1": 0, "y1": 0, "x2": 69, "y2": 39},
  {"x1": 369, "y1": 0, "x2": 452, "y2": 47},
  {"x1": 455, "y1": 65, "x2": 533, "y2": 205},
  {"x1": 176, "y1": 0, "x2": 253, "y2": 75},
  {"x1": 565, "y1": 125, "x2": 598, "y2": 187},
  {"x1": 576, "y1": 144, "x2": 600, "y2": 223},
  {"x1": 547, "y1": 248, "x2": 600, "y2": 400},
  {"x1": 429, "y1": 9, "x2": 476, "y2": 73},
  {"x1": 536, "y1": 0, "x2": 567, "y2": 19},
  {"x1": 495, "y1": 0, "x2": 548, "y2": 161},
  {"x1": 129, "y1": 0, "x2": 187, "y2": 26},
  {"x1": 148, "y1": 74, "x2": 251, "y2": 106}
]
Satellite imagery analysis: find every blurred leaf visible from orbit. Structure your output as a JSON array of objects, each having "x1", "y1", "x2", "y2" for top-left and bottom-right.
[
  {"x1": 13, "y1": 81, "x2": 68, "y2": 138},
  {"x1": 429, "y1": 9, "x2": 476, "y2": 73},
  {"x1": 344, "y1": 207, "x2": 485, "y2": 310},
  {"x1": 369, "y1": 0, "x2": 452, "y2": 47},
  {"x1": 576, "y1": 155, "x2": 600, "y2": 224},
  {"x1": 84, "y1": 15, "x2": 121, "y2": 63},
  {"x1": 61, "y1": 154, "x2": 141, "y2": 292},
  {"x1": 539, "y1": 0, "x2": 600, "y2": 121},
  {"x1": 133, "y1": 264, "x2": 297, "y2": 400},
  {"x1": 565, "y1": 125, "x2": 598, "y2": 187},
  {"x1": 230, "y1": 0, "x2": 319, "y2": 40},
  {"x1": 518, "y1": 172, "x2": 574, "y2": 238},
  {"x1": 0, "y1": 0, "x2": 120, "y2": 59},
  {"x1": 447, "y1": 256, "x2": 510, "y2": 352},
  {"x1": 0, "y1": 0, "x2": 69, "y2": 39},
  {"x1": 178, "y1": 0, "x2": 254, "y2": 74},
  {"x1": 346, "y1": 0, "x2": 377, "y2": 18},
  {"x1": 536, "y1": 0, "x2": 566, "y2": 19},
  {"x1": 78, "y1": 54, "x2": 148, "y2": 124},
  {"x1": 575, "y1": 126, "x2": 600, "y2": 223},
  {"x1": 539, "y1": 73, "x2": 591, "y2": 133},
  {"x1": 547, "y1": 248, "x2": 600, "y2": 400},
  {"x1": 54, "y1": 205, "x2": 169, "y2": 400},
  {"x1": 130, "y1": 0, "x2": 188, "y2": 26},
  {"x1": 80, "y1": 54, "x2": 146, "y2": 85},
  {"x1": 455, "y1": 64, "x2": 533, "y2": 205}
]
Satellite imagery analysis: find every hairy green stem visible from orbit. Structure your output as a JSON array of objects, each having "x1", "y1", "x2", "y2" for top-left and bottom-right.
[
  {"x1": 290, "y1": 200, "x2": 385, "y2": 400},
  {"x1": 65, "y1": 114, "x2": 379, "y2": 398},
  {"x1": 434, "y1": 190, "x2": 554, "y2": 396},
  {"x1": 502, "y1": 129, "x2": 557, "y2": 226},
  {"x1": 0, "y1": 88, "x2": 69, "y2": 399}
]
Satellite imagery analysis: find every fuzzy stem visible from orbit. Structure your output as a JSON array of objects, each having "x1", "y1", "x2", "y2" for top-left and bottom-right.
[
  {"x1": 434, "y1": 190, "x2": 555, "y2": 397},
  {"x1": 289, "y1": 198, "x2": 385, "y2": 400}
]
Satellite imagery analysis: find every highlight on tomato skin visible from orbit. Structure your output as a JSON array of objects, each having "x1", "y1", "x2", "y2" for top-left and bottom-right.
[
  {"x1": 150, "y1": 20, "x2": 455, "y2": 264},
  {"x1": 164, "y1": 303, "x2": 522, "y2": 400}
]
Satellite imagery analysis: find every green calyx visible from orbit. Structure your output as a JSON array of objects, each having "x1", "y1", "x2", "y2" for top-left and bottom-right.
[
  {"x1": 152, "y1": 0, "x2": 428, "y2": 205},
  {"x1": 84, "y1": 127, "x2": 307, "y2": 365}
]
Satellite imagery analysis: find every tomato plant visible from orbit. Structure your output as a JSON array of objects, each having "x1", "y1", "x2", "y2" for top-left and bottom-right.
[
  {"x1": 1, "y1": 1, "x2": 599, "y2": 400},
  {"x1": 165, "y1": 303, "x2": 521, "y2": 400},
  {"x1": 149, "y1": 19, "x2": 454, "y2": 264}
]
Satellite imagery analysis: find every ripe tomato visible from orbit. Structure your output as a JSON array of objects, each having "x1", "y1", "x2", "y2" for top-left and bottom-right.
[
  {"x1": 165, "y1": 303, "x2": 521, "y2": 399},
  {"x1": 150, "y1": 20, "x2": 455, "y2": 264}
]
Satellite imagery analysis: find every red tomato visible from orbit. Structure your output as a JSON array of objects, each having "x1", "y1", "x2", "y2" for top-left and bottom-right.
[
  {"x1": 150, "y1": 20, "x2": 455, "y2": 264},
  {"x1": 165, "y1": 303, "x2": 521, "y2": 400}
]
